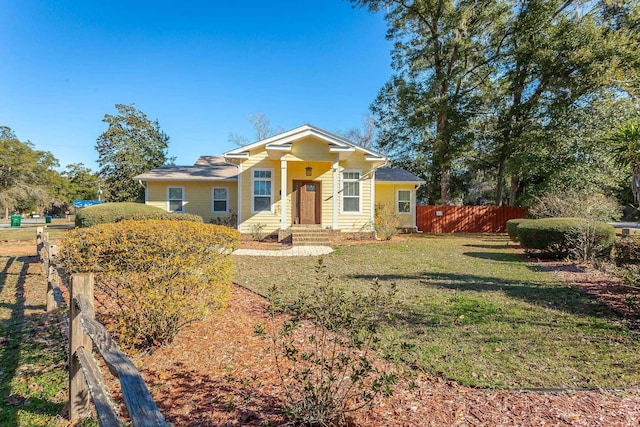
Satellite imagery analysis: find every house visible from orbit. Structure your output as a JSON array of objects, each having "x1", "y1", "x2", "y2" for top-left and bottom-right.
[{"x1": 134, "y1": 124, "x2": 424, "y2": 240}]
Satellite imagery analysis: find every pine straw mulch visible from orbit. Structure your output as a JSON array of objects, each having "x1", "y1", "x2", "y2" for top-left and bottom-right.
[{"x1": 122, "y1": 277, "x2": 640, "y2": 427}]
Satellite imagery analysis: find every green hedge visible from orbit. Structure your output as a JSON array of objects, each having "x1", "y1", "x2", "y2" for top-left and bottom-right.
[
  {"x1": 614, "y1": 235, "x2": 640, "y2": 266},
  {"x1": 517, "y1": 217, "x2": 615, "y2": 259},
  {"x1": 506, "y1": 218, "x2": 533, "y2": 242},
  {"x1": 75, "y1": 202, "x2": 202, "y2": 227}
]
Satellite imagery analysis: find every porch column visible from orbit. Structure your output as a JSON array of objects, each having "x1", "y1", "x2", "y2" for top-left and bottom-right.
[
  {"x1": 370, "y1": 162, "x2": 375, "y2": 231},
  {"x1": 333, "y1": 155, "x2": 339, "y2": 230},
  {"x1": 237, "y1": 162, "x2": 243, "y2": 232},
  {"x1": 281, "y1": 156, "x2": 287, "y2": 229}
]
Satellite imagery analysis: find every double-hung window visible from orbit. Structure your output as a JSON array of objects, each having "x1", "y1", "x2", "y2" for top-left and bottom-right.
[
  {"x1": 252, "y1": 169, "x2": 273, "y2": 212},
  {"x1": 397, "y1": 190, "x2": 411, "y2": 213},
  {"x1": 212, "y1": 187, "x2": 229, "y2": 213},
  {"x1": 342, "y1": 171, "x2": 361, "y2": 213},
  {"x1": 167, "y1": 187, "x2": 184, "y2": 213}
]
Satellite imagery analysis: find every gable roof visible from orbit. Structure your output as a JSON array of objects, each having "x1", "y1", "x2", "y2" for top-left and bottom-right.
[
  {"x1": 134, "y1": 157, "x2": 238, "y2": 182},
  {"x1": 375, "y1": 168, "x2": 425, "y2": 184},
  {"x1": 223, "y1": 124, "x2": 387, "y2": 162}
]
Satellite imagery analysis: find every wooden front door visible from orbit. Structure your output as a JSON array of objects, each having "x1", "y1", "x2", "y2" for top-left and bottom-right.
[{"x1": 293, "y1": 181, "x2": 321, "y2": 225}]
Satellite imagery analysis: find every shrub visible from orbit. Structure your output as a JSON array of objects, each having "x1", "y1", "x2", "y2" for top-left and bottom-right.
[
  {"x1": 614, "y1": 235, "x2": 640, "y2": 266},
  {"x1": 59, "y1": 220, "x2": 239, "y2": 349},
  {"x1": 251, "y1": 223, "x2": 267, "y2": 241},
  {"x1": 506, "y1": 218, "x2": 532, "y2": 242},
  {"x1": 75, "y1": 202, "x2": 202, "y2": 227},
  {"x1": 517, "y1": 217, "x2": 615, "y2": 260},
  {"x1": 374, "y1": 203, "x2": 400, "y2": 240},
  {"x1": 210, "y1": 210, "x2": 238, "y2": 228},
  {"x1": 528, "y1": 189, "x2": 621, "y2": 221},
  {"x1": 265, "y1": 259, "x2": 398, "y2": 426}
]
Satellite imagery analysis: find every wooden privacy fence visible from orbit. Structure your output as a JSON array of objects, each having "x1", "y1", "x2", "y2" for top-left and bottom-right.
[
  {"x1": 37, "y1": 228, "x2": 166, "y2": 426},
  {"x1": 416, "y1": 205, "x2": 526, "y2": 233}
]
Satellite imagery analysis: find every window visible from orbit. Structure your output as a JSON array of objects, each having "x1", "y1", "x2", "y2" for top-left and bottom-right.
[
  {"x1": 398, "y1": 190, "x2": 411, "y2": 213},
  {"x1": 212, "y1": 187, "x2": 228, "y2": 213},
  {"x1": 342, "y1": 171, "x2": 360, "y2": 213},
  {"x1": 167, "y1": 187, "x2": 184, "y2": 213},
  {"x1": 252, "y1": 169, "x2": 273, "y2": 212}
]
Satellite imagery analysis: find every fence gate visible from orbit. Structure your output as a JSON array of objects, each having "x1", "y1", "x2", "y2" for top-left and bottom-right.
[{"x1": 416, "y1": 205, "x2": 526, "y2": 233}]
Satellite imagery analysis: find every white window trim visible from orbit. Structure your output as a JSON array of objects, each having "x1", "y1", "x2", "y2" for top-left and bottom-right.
[
  {"x1": 341, "y1": 169, "x2": 362, "y2": 214},
  {"x1": 251, "y1": 168, "x2": 274, "y2": 213},
  {"x1": 167, "y1": 186, "x2": 185, "y2": 213},
  {"x1": 397, "y1": 189, "x2": 413, "y2": 214},
  {"x1": 212, "y1": 186, "x2": 229, "y2": 213}
]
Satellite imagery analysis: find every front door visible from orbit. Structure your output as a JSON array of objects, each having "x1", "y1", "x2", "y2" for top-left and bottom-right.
[{"x1": 293, "y1": 181, "x2": 321, "y2": 225}]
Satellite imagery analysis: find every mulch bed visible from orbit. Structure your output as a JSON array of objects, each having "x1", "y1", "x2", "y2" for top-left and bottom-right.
[{"x1": 130, "y1": 281, "x2": 640, "y2": 426}]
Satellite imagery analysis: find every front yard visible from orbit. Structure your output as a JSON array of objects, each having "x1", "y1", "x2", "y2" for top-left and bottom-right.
[
  {"x1": 1, "y1": 231, "x2": 639, "y2": 425},
  {"x1": 235, "y1": 234, "x2": 640, "y2": 389}
]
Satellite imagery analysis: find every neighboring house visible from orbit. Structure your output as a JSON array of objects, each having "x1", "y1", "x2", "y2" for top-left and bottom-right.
[{"x1": 134, "y1": 124, "x2": 424, "y2": 239}]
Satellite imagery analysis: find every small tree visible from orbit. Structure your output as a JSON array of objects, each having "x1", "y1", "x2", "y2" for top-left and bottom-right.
[
  {"x1": 374, "y1": 203, "x2": 400, "y2": 240},
  {"x1": 264, "y1": 259, "x2": 397, "y2": 426}
]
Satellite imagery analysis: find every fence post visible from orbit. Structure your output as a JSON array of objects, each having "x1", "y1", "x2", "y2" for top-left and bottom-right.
[
  {"x1": 46, "y1": 244, "x2": 59, "y2": 312},
  {"x1": 69, "y1": 273, "x2": 94, "y2": 421},
  {"x1": 36, "y1": 226, "x2": 44, "y2": 258}
]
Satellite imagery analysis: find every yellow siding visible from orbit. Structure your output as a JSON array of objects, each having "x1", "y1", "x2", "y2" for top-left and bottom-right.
[
  {"x1": 236, "y1": 138, "x2": 386, "y2": 233},
  {"x1": 146, "y1": 181, "x2": 238, "y2": 223},
  {"x1": 287, "y1": 136, "x2": 335, "y2": 162},
  {"x1": 375, "y1": 182, "x2": 416, "y2": 228},
  {"x1": 238, "y1": 151, "x2": 281, "y2": 234},
  {"x1": 337, "y1": 152, "x2": 374, "y2": 232}
]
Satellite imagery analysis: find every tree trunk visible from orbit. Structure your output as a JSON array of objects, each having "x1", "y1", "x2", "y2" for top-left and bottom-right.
[
  {"x1": 440, "y1": 164, "x2": 451, "y2": 205},
  {"x1": 509, "y1": 173, "x2": 520, "y2": 206},
  {"x1": 495, "y1": 157, "x2": 507, "y2": 206}
]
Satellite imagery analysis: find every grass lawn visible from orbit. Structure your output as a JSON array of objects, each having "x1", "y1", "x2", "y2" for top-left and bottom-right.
[
  {"x1": 0, "y1": 254, "x2": 68, "y2": 425},
  {"x1": 0, "y1": 219, "x2": 73, "y2": 242},
  {"x1": 235, "y1": 234, "x2": 640, "y2": 389}
]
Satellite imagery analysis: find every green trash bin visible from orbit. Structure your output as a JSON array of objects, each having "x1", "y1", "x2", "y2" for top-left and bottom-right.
[
  {"x1": 10, "y1": 215, "x2": 21, "y2": 227},
  {"x1": 45, "y1": 216, "x2": 52, "y2": 224}
]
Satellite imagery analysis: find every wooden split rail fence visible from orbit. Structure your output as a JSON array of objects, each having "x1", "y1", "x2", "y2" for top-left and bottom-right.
[{"x1": 37, "y1": 228, "x2": 166, "y2": 426}]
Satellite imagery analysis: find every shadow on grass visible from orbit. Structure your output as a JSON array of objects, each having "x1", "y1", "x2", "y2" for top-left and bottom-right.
[
  {"x1": 349, "y1": 270, "x2": 619, "y2": 323},
  {"x1": 462, "y1": 243, "x2": 510, "y2": 250},
  {"x1": 0, "y1": 256, "x2": 63, "y2": 424},
  {"x1": 462, "y1": 251, "x2": 524, "y2": 262}
]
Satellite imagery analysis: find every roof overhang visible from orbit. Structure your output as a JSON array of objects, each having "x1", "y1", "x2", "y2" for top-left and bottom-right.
[{"x1": 223, "y1": 124, "x2": 388, "y2": 162}]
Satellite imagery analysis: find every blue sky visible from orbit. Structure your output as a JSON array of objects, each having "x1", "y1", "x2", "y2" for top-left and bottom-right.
[{"x1": 1, "y1": 1, "x2": 392, "y2": 171}]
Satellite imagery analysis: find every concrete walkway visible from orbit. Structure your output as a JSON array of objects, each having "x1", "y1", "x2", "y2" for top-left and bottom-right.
[{"x1": 233, "y1": 246, "x2": 333, "y2": 256}]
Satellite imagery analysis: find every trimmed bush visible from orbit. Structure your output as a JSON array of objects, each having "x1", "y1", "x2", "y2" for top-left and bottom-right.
[
  {"x1": 59, "y1": 220, "x2": 239, "y2": 349},
  {"x1": 115, "y1": 211, "x2": 203, "y2": 223},
  {"x1": 517, "y1": 217, "x2": 615, "y2": 259},
  {"x1": 506, "y1": 218, "x2": 532, "y2": 242},
  {"x1": 614, "y1": 235, "x2": 640, "y2": 266},
  {"x1": 75, "y1": 202, "x2": 202, "y2": 227}
]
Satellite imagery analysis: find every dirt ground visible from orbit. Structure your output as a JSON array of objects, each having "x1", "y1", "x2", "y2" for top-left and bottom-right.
[
  {"x1": 0, "y1": 241, "x2": 40, "y2": 257},
  {"x1": 7, "y1": 238, "x2": 640, "y2": 426}
]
